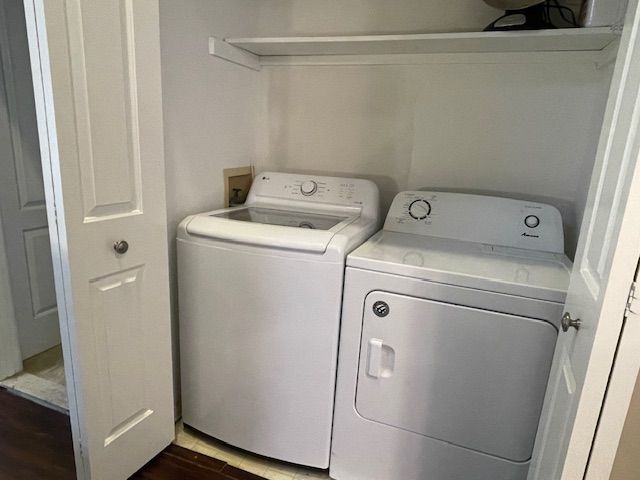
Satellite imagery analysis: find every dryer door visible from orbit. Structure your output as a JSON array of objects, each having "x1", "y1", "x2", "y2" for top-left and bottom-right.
[{"x1": 356, "y1": 291, "x2": 557, "y2": 463}]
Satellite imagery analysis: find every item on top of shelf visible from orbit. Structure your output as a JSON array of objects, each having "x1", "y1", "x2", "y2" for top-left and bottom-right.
[
  {"x1": 483, "y1": 0, "x2": 571, "y2": 31},
  {"x1": 580, "y1": 0, "x2": 628, "y2": 27}
]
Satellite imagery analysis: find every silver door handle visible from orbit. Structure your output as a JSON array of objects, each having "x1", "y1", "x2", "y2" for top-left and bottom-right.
[
  {"x1": 561, "y1": 312, "x2": 581, "y2": 332},
  {"x1": 113, "y1": 240, "x2": 129, "y2": 255}
]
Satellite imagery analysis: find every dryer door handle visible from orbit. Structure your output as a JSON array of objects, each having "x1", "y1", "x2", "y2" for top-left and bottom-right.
[{"x1": 367, "y1": 339, "x2": 384, "y2": 378}]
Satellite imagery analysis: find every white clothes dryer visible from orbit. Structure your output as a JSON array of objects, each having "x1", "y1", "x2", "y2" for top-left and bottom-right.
[
  {"x1": 330, "y1": 191, "x2": 571, "y2": 480},
  {"x1": 177, "y1": 172, "x2": 379, "y2": 468}
]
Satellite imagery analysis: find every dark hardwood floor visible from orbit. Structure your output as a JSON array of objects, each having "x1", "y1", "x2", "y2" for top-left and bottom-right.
[
  {"x1": 132, "y1": 444, "x2": 265, "y2": 480},
  {"x1": 0, "y1": 387, "x2": 75, "y2": 479},
  {"x1": 0, "y1": 388, "x2": 265, "y2": 480}
]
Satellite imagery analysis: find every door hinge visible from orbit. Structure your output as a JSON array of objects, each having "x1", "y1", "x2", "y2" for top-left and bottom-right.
[{"x1": 625, "y1": 281, "x2": 638, "y2": 317}]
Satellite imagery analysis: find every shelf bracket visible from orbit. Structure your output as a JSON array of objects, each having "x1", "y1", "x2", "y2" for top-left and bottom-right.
[
  {"x1": 208, "y1": 37, "x2": 261, "y2": 71},
  {"x1": 597, "y1": 37, "x2": 621, "y2": 70}
]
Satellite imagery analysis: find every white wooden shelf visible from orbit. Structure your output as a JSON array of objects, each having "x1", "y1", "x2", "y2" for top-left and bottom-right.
[{"x1": 209, "y1": 27, "x2": 620, "y2": 70}]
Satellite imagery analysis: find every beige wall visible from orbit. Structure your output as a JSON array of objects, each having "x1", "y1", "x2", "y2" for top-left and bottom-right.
[
  {"x1": 611, "y1": 373, "x2": 640, "y2": 480},
  {"x1": 159, "y1": 0, "x2": 264, "y2": 412},
  {"x1": 255, "y1": 0, "x2": 500, "y2": 36},
  {"x1": 259, "y1": 61, "x2": 611, "y2": 258},
  {"x1": 253, "y1": 0, "x2": 583, "y2": 36},
  {"x1": 251, "y1": 1, "x2": 612, "y2": 259}
]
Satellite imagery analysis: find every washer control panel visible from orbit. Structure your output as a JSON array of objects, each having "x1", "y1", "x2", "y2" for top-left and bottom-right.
[
  {"x1": 245, "y1": 172, "x2": 380, "y2": 220},
  {"x1": 384, "y1": 191, "x2": 565, "y2": 253},
  {"x1": 251, "y1": 173, "x2": 361, "y2": 203}
]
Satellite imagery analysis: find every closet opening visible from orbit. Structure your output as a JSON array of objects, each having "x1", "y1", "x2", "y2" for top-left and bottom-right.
[{"x1": 0, "y1": 0, "x2": 67, "y2": 414}]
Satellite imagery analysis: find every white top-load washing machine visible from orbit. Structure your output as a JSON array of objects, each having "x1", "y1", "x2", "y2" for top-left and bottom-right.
[
  {"x1": 177, "y1": 172, "x2": 379, "y2": 468},
  {"x1": 331, "y1": 191, "x2": 572, "y2": 480}
]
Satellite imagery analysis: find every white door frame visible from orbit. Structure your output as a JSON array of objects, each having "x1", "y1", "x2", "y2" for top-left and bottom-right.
[
  {"x1": 0, "y1": 1, "x2": 24, "y2": 380},
  {"x1": 0, "y1": 0, "x2": 60, "y2": 366},
  {"x1": 586, "y1": 261, "x2": 640, "y2": 479},
  {"x1": 22, "y1": 0, "x2": 85, "y2": 475},
  {"x1": 0, "y1": 216, "x2": 22, "y2": 380},
  {"x1": 0, "y1": 1, "x2": 22, "y2": 380}
]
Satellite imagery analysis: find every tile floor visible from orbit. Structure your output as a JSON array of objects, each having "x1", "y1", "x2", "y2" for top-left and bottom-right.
[
  {"x1": 0, "y1": 345, "x2": 68, "y2": 413},
  {"x1": 174, "y1": 422, "x2": 332, "y2": 480}
]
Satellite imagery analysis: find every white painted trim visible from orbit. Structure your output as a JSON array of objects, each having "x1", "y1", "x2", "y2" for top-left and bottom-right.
[
  {"x1": 0, "y1": 217, "x2": 22, "y2": 379},
  {"x1": 0, "y1": 1, "x2": 23, "y2": 380},
  {"x1": 259, "y1": 51, "x2": 604, "y2": 67},
  {"x1": 557, "y1": 0, "x2": 640, "y2": 471},
  {"x1": 586, "y1": 268, "x2": 640, "y2": 479},
  {"x1": 227, "y1": 27, "x2": 619, "y2": 56},
  {"x1": 209, "y1": 37, "x2": 261, "y2": 71},
  {"x1": 211, "y1": 28, "x2": 620, "y2": 69},
  {"x1": 597, "y1": 37, "x2": 623, "y2": 69},
  {"x1": 23, "y1": 0, "x2": 86, "y2": 478}
]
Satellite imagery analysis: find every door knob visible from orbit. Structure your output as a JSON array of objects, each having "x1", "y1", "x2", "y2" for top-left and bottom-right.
[
  {"x1": 113, "y1": 240, "x2": 129, "y2": 255},
  {"x1": 561, "y1": 312, "x2": 581, "y2": 332}
]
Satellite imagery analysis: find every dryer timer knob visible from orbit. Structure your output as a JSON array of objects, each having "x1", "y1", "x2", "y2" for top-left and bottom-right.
[{"x1": 524, "y1": 215, "x2": 540, "y2": 228}]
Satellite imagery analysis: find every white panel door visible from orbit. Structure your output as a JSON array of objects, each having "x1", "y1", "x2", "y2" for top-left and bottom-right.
[
  {"x1": 530, "y1": 0, "x2": 640, "y2": 478},
  {"x1": 23, "y1": 0, "x2": 174, "y2": 478},
  {"x1": 0, "y1": 0, "x2": 59, "y2": 360}
]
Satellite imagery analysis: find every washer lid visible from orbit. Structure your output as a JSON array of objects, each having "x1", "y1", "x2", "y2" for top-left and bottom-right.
[
  {"x1": 347, "y1": 231, "x2": 571, "y2": 302},
  {"x1": 186, "y1": 207, "x2": 357, "y2": 253},
  {"x1": 210, "y1": 207, "x2": 348, "y2": 230}
]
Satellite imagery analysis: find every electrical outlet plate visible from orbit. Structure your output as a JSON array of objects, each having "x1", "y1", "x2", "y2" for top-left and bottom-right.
[{"x1": 224, "y1": 166, "x2": 254, "y2": 207}]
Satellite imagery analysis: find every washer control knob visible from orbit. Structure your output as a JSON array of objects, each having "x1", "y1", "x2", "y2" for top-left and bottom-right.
[
  {"x1": 524, "y1": 215, "x2": 540, "y2": 228},
  {"x1": 300, "y1": 180, "x2": 318, "y2": 196},
  {"x1": 408, "y1": 199, "x2": 431, "y2": 220}
]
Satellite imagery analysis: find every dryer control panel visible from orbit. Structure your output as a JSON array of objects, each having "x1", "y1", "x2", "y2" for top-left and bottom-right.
[{"x1": 384, "y1": 191, "x2": 565, "y2": 254}]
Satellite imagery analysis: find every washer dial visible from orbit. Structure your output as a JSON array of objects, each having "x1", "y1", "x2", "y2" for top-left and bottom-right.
[
  {"x1": 408, "y1": 199, "x2": 431, "y2": 220},
  {"x1": 300, "y1": 180, "x2": 318, "y2": 196}
]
